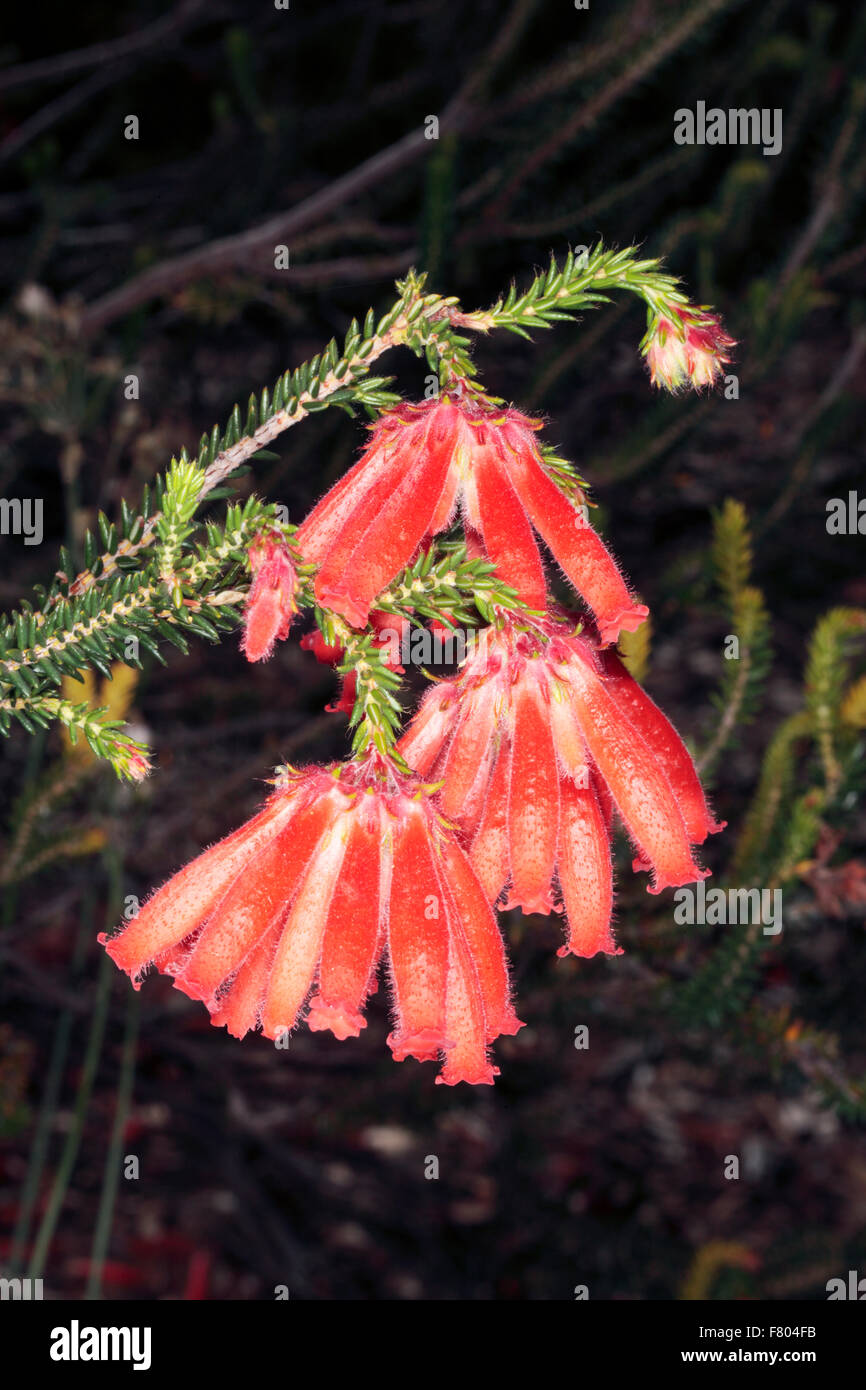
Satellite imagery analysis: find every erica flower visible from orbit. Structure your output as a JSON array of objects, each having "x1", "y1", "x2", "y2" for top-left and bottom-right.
[
  {"x1": 240, "y1": 536, "x2": 298, "y2": 662},
  {"x1": 398, "y1": 617, "x2": 720, "y2": 958},
  {"x1": 643, "y1": 305, "x2": 735, "y2": 392},
  {"x1": 598, "y1": 649, "x2": 726, "y2": 849},
  {"x1": 117, "y1": 745, "x2": 153, "y2": 784},
  {"x1": 295, "y1": 398, "x2": 647, "y2": 645},
  {"x1": 99, "y1": 757, "x2": 522, "y2": 1086}
]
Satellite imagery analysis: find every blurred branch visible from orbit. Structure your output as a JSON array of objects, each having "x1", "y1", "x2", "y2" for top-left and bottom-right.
[{"x1": 0, "y1": 0, "x2": 209, "y2": 95}]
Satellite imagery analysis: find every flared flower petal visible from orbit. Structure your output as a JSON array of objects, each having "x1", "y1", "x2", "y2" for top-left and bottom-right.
[
  {"x1": 260, "y1": 814, "x2": 350, "y2": 1040},
  {"x1": 438, "y1": 677, "x2": 499, "y2": 822},
  {"x1": 509, "y1": 451, "x2": 648, "y2": 644},
  {"x1": 468, "y1": 741, "x2": 511, "y2": 903},
  {"x1": 304, "y1": 405, "x2": 457, "y2": 627},
  {"x1": 172, "y1": 792, "x2": 343, "y2": 1004},
  {"x1": 545, "y1": 673, "x2": 589, "y2": 781},
  {"x1": 399, "y1": 613, "x2": 719, "y2": 963},
  {"x1": 295, "y1": 416, "x2": 412, "y2": 562},
  {"x1": 438, "y1": 837, "x2": 523, "y2": 1041},
  {"x1": 385, "y1": 800, "x2": 451, "y2": 1061},
  {"x1": 470, "y1": 446, "x2": 547, "y2": 612},
  {"x1": 397, "y1": 680, "x2": 458, "y2": 778},
  {"x1": 436, "y1": 901, "x2": 497, "y2": 1087},
  {"x1": 209, "y1": 918, "x2": 283, "y2": 1040},
  {"x1": 98, "y1": 791, "x2": 303, "y2": 980}
]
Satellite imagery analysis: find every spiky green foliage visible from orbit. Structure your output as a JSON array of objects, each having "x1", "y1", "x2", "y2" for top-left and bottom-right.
[
  {"x1": 155, "y1": 458, "x2": 207, "y2": 605},
  {"x1": 0, "y1": 695, "x2": 150, "y2": 783},
  {"x1": 477, "y1": 243, "x2": 690, "y2": 338},
  {"x1": 699, "y1": 499, "x2": 772, "y2": 777},
  {"x1": 730, "y1": 711, "x2": 812, "y2": 882},
  {"x1": 711, "y1": 497, "x2": 753, "y2": 611},
  {"x1": 341, "y1": 630, "x2": 406, "y2": 763},
  {"x1": 804, "y1": 607, "x2": 866, "y2": 795},
  {"x1": 676, "y1": 556, "x2": 866, "y2": 1032},
  {"x1": 376, "y1": 542, "x2": 527, "y2": 628}
]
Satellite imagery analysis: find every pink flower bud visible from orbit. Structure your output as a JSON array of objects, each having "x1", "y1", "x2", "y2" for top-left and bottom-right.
[
  {"x1": 240, "y1": 538, "x2": 298, "y2": 663},
  {"x1": 644, "y1": 305, "x2": 736, "y2": 392}
]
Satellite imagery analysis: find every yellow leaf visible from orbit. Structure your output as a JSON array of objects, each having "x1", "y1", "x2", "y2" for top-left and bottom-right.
[
  {"x1": 102, "y1": 662, "x2": 140, "y2": 722},
  {"x1": 841, "y1": 674, "x2": 866, "y2": 728},
  {"x1": 60, "y1": 663, "x2": 139, "y2": 764}
]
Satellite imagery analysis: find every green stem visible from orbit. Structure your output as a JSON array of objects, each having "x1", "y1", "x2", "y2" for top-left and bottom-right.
[
  {"x1": 85, "y1": 987, "x2": 140, "y2": 1299},
  {"x1": 26, "y1": 851, "x2": 121, "y2": 1282},
  {"x1": 1, "y1": 727, "x2": 46, "y2": 931},
  {"x1": 7, "y1": 891, "x2": 94, "y2": 1273}
]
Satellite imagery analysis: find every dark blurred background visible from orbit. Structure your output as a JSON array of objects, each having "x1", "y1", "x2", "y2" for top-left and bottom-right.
[{"x1": 1, "y1": 0, "x2": 865, "y2": 1300}]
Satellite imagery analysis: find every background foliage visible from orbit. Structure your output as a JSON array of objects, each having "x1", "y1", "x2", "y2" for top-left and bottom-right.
[{"x1": 1, "y1": 0, "x2": 865, "y2": 1300}]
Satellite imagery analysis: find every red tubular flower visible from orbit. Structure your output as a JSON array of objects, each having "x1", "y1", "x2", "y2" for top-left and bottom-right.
[
  {"x1": 643, "y1": 305, "x2": 735, "y2": 392},
  {"x1": 599, "y1": 650, "x2": 725, "y2": 846},
  {"x1": 241, "y1": 537, "x2": 298, "y2": 662},
  {"x1": 295, "y1": 398, "x2": 647, "y2": 645},
  {"x1": 99, "y1": 757, "x2": 523, "y2": 1086},
  {"x1": 559, "y1": 640, "x2": 710, "y2": 895},
  {"x1": 398, "y1": 616, "x2": 717, "y2": 956}
]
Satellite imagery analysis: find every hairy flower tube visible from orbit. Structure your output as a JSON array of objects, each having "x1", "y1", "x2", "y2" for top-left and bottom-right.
[
  {"x1": 642, "y1": 305, "x2": 736, "y2": 392},
  {"x1": 99, "y1": 757, "x2": 523, "y2": 1086},
  {"x1": 398, "y1": 616, "x2": 722, "y2": 958},
  {"x1": 295, "y1": 398, "x2": 648, "y2": 645},
  {"x1": 240, "y1": 536, "x2": 299, "y2": 662}
]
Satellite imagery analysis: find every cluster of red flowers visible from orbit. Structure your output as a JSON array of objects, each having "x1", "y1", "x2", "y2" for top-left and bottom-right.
[
  {"x1": 102, "y1": 758, "x2": 522, "y2": 1086},
  {"x1": 295, "y1": 398, "x2": 648, "y2": 644},
  {"x1": 103, "y1": 367, "x2": 728, "y2": 1085},
  {"x1": 398, "y1": 618, "x2": 723, "y2": 957}
]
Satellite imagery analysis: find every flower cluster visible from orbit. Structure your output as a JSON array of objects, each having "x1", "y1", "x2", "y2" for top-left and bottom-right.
[
  {"x1": 642, "y1": 305, "x2": 736, "y2": 392},
  {"x1": 399, "y1": 616, "x2": 724, "y2": 959},
  {"x1": 101, "y1": 757, "x2": 522, "y2": 1085},
  {"x1": 102, "y1": 288, "x2": 732, "y2": 1085},
  {"x1": 295, "y1": 399, "x2": 648, "y2": 645}
]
